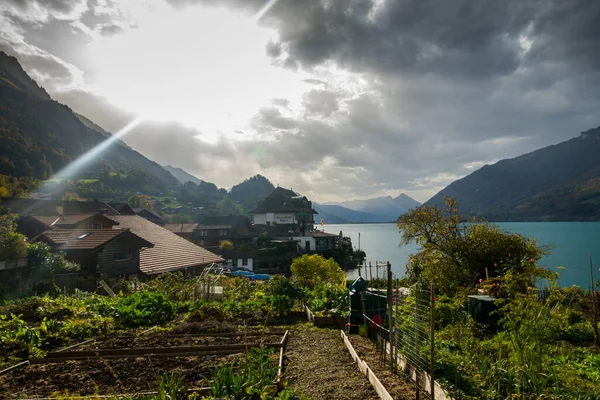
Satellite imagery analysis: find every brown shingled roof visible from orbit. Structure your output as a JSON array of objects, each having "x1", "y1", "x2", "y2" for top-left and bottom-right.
[
  {"x1": 163, "y1": 223, "x2": 199, "y2": 233},
  {"x1": 0, "y1": 197, "x2": 119, "y2": 216},
  {"x1": 110, "y1": 215, "x2": 223, "y2": 274},
  {"x1": 36, "y1": 229, "x2": 152, "y2": 251},
  {"x1": 32, "y1": 213, "x2": 119, "y2": 227}
]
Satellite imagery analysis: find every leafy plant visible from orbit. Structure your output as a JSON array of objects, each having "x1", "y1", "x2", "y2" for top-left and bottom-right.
[{"x1": 116, "y1": 291, "x2": 176, "y2": 327}]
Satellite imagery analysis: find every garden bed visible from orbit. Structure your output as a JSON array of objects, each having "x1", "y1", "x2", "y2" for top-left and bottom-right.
[
  {"x1": 348, "y1": 334, "x2": 427, "y2": 400},
  {"x1": 304, "y1": 305, "x2": 347, "y2": 328},
  {"x1": 0, "y1": 329, "x2": 287, "y2": 399}
]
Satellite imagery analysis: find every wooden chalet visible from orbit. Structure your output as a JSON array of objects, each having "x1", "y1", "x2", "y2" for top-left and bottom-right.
[{"x1": 34, "y1": 229, "x2": 153, "y2": 277}]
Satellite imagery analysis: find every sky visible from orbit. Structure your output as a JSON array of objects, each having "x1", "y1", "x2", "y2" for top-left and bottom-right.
[{"x1": 1, "y1": 0, "x2": 599, "y2": 203}]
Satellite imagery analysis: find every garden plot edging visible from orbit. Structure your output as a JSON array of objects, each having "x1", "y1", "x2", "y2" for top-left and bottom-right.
[
  {"x1": 304, "y1": 305, "x2": 346, "y2": 327},
  {"x1": 377, "y1": 336, "x2": 453, "y2": 400},
  {"x1": 340, "y1": 330, "x2": 393, "y2": 400}
]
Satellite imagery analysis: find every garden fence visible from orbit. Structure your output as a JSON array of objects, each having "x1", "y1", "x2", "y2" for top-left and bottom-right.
[{"x1": 358, "y1": 261, "x2": 437, "y2": 400}]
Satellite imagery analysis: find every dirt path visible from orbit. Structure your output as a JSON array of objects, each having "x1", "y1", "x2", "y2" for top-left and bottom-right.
[
  {"x1": 285, "y1": 323, "x2": 379, "y2": 400},
  {"x1": 349, "y1": 334, "x2": 423, "y2": 400}
]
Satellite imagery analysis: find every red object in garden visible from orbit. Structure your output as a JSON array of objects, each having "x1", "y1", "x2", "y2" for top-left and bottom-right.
[{"x1": 369, "y1": 314, "x2": 384, "y2": 330}]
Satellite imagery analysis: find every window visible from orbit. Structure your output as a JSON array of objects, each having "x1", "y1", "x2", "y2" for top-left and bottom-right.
[
  {"x1": 220, "y1": 229, "x2": 228, "y2": 236},
  {"x1": 92, "y1": 223, "x2": 103, "y2": 229},
  {"x1": 113, "y1": 252, "x2": 132, "y2": 262},
  {"x1": 305, "y1": 241, "x2": 310, "y2": 251},
  {"x1": 232, "y1": 259, "x2": 238, "y2": 267},
  {"x1": 316, "y1": 239, "x2": 329, "y2": 251},
  {"x1": 242, "y1": 258, "x2": 248, "y2": 266}
]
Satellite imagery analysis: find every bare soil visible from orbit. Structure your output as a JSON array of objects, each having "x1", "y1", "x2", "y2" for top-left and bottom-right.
[
  {"x1": 78, "y1": 332, "x2": 278, "y2": 350},
  {"x1": 0, "y1": 328, "x2": 283, "y2": 399},
  {"x1": 0, "y1": 319, "x2": 418, "y2": 400},
  {"x1": 0, "y1": 354, "x2": 237, "y2": 399}
]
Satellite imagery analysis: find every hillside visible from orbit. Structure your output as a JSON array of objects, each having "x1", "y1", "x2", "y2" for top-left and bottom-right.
[
  {"x1": 76, "y1": 113, "x2": 132, "y2": 150},
  {"x1": 314, "y1": 203, "x2": 390, "y2": 223},
  {"x1": 425, "y1": 127, "x2": 600, "y2": 221},
  {"x1": 229, "y1": 175, "x2": 275, "y2": 211},
  {"x1": 325, "y1": 194, "x2": 421, "y2": 222},
  {"x1": 313, "y1": 204, "x2": 349, "y2": 224},
  {"x1": 0, "y1": 51, "x2": 179, "y2": 189},
  {"x1": 163, "y1": 165, "x2": 202, "y2": 185}
]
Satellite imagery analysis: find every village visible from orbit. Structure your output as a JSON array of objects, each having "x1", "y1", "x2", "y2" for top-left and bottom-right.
[{"x1": 0, "y1": 186, "x2": 365, "y2": 293}]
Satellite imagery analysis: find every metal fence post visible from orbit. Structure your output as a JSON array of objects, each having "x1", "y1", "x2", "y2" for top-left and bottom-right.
[
  {"x1": 387, "y1": 261, "x2": 393, "y2": 371},
  {"x1": 415, "y1": 285, "x2": 420, "y2": 400},
  {"x1": 430, "y1": 283, "x2": 435, "y2": 400}
]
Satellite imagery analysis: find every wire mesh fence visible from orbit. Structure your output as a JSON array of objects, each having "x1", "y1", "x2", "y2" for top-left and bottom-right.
[
  {"x1": 392, "y1": 284, "x2": 435, "y2": 398},
  {"x1": 357, "y1": 262, "x2": 437, "y2": 399}
]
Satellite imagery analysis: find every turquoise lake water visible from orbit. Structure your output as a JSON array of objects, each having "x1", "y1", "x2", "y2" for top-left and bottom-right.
[{"x1": 324, "y1": 222, "x2": 600, "y2": 288}]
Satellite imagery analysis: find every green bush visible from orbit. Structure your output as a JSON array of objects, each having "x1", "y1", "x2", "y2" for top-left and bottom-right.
[
  {"x1": 116, "y1": 291, "x2": 176, "y2": 327},
  {"x1": 561, "y1": 321, "x2": 595, "y2": 345}
]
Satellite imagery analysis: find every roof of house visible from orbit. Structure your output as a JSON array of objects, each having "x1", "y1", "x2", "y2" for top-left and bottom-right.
[
  {"x1": 108, "y1": 202, "x2": 137, "y2": 215},
  {"x1": 36, "y1": 229, "x2": 153, "y2": 251},
  {"x1": 0, "y1": 197, "x2": 119, "y2": 216},
  {"x1": 195, "y1": 224, "x2": 233, "y2": 230},
  {"x1": 109, "y1": 215, "x2": 224, "y2": 274},
  {"x1": 133, "y1": 208, "x2": 164, "y2": 221},
  {"x1": 199, "y1": 215, "x2": 250, "y2": 227},
  {"x1": 163, "y1": 223, "x2": 198, "y2": 233},
  {"x1": 249, "y1": 187, "x2": 317, "y2": 214},
  {"x1": 308, "y1": 231, "x2": 340, "y2": 238},
  {"x1": 32, "y1": 213, "x2": 119, "y2": 227}
]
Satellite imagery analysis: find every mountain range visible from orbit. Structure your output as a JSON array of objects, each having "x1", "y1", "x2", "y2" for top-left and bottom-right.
[
  {"x1": 315, "y1": 194, "x2": 421, "y2": 223},
  {"x1": 426, "y1": 127, "x2": 600, "y2": 221},
  {"x1": 3, "y1": 49, "x2": 599, "y2": 222},
  {"x1": 163, "y1": 165, "x2": 203, "y2": 185}
]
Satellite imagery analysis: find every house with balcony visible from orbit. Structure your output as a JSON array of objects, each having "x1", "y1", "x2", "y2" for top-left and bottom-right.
[
  {"x1": 191, "y1": 216, "x2": 257, "y2": 251},
  {"x1": 250, "y1": 187, "x2": 317, "y2": 230}
]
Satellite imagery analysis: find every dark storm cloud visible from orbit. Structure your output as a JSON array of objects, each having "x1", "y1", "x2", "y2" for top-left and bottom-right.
[
  {"x1": 3, "y1": 0, "x2": 600, "y2": 202},
  {"x1": 258, "y1": 0, "x2": 600, "y2": 79},
  {"x1": 4, "y1": 0, "x2": 87, "y2": 19}
]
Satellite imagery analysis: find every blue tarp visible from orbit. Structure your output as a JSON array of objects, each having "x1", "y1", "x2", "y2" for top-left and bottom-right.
[{"x1": 227, "y1": 270, "x2": 271, "y2": 280}]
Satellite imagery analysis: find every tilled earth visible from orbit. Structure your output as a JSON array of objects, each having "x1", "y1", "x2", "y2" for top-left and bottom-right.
[
  {"x1": 0, "y1": 330, "x2": 284, "y2": 399},
  {"x1": 0, "y1": 354, "x2": 237, "y2": 399},
  {"x1": 0, "y1": 322, "x2": 418, "y2": 400}
]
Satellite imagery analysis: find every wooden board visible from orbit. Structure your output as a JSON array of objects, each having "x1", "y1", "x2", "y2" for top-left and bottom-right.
[{"x1": 340, "y1": 331, "x2": 394, "y2": 400}]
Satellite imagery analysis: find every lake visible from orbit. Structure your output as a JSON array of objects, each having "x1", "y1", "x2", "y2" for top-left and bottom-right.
[{"x1": 324, "y1": 222, "x2": 600, "y2": 288}]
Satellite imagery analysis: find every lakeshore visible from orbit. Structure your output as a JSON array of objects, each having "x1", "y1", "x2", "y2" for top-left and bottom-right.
[{"x1": 325, "y1": 222, "x2": 600, "y2": 288}]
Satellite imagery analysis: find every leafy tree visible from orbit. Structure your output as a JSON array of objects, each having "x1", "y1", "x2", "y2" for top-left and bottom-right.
[
  {"x1": 219, "y1": 240, "x2": 233, "y2": 252},
  {"x1": 128, "y1": 194, "x2": 154, "y2": 210},
  {"x1": 26, "y1": 242, "x2": 80, "y2": 277},
  {"x1": 397, "y1": 197, "x2": 549, "y2": 295},
  {"x1": 62, "y1": 192, "x2": 83, "y2": 201},
  {"x1": 0, "y1": 210, "x2": 27, "y2": 260},
  {"x1": 290, "y1": 254, "x2": 345, "y2": 288}
]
